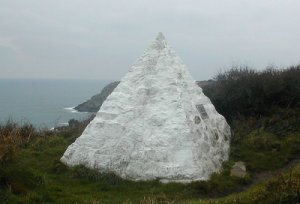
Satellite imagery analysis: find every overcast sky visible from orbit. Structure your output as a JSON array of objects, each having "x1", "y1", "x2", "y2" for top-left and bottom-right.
[{"x1": 0, "y1": 0, "x2": 300, "y2": 80}]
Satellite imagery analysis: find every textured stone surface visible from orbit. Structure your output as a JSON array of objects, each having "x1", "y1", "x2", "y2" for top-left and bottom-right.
[
  {"x1": 61, "y1": 33, "x2": 231, "y2": 183},
  {"x1": 230, "y1": 161, "x2": 247, "y2": 178}
]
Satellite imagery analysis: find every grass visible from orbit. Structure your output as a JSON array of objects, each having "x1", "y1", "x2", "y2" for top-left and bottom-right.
[
  {"x1": 186, "y1": 161, "x2": 300, "y2": 204},
  {"x1": 230, "y1": 129, "x2": 300, "y2": 172},
  {"x1": 229, "y1": 109, "x2": 300, "y2": 173}
]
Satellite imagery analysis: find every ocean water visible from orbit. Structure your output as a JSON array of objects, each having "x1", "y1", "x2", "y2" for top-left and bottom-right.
[{"x1": 0, "y1": 79, "x2": 111, "y2": 128}]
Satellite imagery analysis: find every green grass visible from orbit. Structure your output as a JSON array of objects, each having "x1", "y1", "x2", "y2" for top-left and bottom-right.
[
  {"x1": 186, "y1": 160, "x2": 300, "y2": 204},
  {"x1": 228, "y1": 110, "x2": 300, "y2": 173},
  {"x1": 230, "y1": 131, "x2": 300, "y2": 172}
]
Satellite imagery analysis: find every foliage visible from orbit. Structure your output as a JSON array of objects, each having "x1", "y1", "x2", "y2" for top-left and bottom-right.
[
  {"x1": 0, "y1": 120, "x2": 52, "y2": 163},
  {"x1": 192, "y1": 163, "x2": 300, "y2": 204},
  {"x1": 229, "y1": 108, "x2": 300, "y2": 173},
  {"x1": 202, "y1": 65, "x2": 300, "y2": 122},
  {"x1": 264, "y1": 171, "x2": 300, "y2": 203}
]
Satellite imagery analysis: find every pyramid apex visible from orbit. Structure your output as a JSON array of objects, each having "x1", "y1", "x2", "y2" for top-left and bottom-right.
[
  {"x1": 150, "y1": 32, "x2": 168, "y2": 50},
  {"x1": 156, "y1": 32, "x2": 166, "y2": 41}
]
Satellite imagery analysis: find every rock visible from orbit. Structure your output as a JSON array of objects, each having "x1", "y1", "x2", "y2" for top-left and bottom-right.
[
  {"x1": 74, "y1": 81, "x2": 120, "y2": 112},
  {"x1": 230, "y1": 161, "x2": 247, "y2": 178},
  {"x1": 61, "y1": 32, "x2": 231, "y2": 183}
]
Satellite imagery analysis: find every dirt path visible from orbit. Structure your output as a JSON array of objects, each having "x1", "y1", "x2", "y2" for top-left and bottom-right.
[{"x1": 240, "y1": 153, "x2": 300, "y2": 191}]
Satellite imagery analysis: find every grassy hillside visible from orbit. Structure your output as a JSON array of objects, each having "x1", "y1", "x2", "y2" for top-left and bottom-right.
[{"x1": 0, "y1": 65, "x2": 299, "y2": 203}]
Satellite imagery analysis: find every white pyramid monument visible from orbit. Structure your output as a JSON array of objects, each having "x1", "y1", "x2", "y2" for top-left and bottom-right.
[{"x1": 61, "y1": 33, "x2": 231, "y2": 182}]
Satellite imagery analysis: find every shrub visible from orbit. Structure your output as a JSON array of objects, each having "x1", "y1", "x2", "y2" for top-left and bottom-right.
[{"x1": 202, "y1": 65, "x2": 300, "y2": 122}]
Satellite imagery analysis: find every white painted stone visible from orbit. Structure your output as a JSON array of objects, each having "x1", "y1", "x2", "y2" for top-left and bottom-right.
[
  {"x1": 61, "y1": 33, "x2": 231, "y2": 183},
  {"x1": 230, "y1": 161, "x2": 247, "y2": 178}
]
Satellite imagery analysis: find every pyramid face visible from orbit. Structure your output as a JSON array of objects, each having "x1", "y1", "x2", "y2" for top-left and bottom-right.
[{"x1": 61, "y1": 33, "x2": 231, "y2": 182}]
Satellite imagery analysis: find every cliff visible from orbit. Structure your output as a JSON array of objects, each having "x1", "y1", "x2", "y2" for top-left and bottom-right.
[{"x1": 74, "y1": 81, "x2": 120, "y2": 112}]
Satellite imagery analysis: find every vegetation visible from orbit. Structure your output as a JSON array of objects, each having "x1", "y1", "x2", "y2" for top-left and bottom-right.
[
  {"x1": 229, "y1": 110, "x2": 300, "y2": 173},
  {"x1": 203, "y1": 65, "x2": 300, "y2": 121},
  {"x1": 187, "y1": 164, "x2": 300, "y2": 204},
  {"x1": 0, "y1": 65, "x2": 300, "y2": 203},
  {"x1": 0, "y1": 121, "x2": 52, "y2": 163}
]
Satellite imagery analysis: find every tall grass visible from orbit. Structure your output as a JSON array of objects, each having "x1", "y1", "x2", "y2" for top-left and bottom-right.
[
  {"x1": 0, "y1": 120, "x2": 56, "y2": 164},
  {"x1": 0, "y1": 121, "x2": 35, "y2": 163}
]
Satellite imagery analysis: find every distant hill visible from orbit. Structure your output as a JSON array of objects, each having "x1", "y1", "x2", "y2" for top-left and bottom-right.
[{"x1": 74, "y1": 81, "x2": 120, "y2": 112}]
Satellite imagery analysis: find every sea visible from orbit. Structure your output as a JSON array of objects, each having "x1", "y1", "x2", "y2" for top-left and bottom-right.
[{"x1": 0, "y1": 79, "x2": 111, "y2": 129}]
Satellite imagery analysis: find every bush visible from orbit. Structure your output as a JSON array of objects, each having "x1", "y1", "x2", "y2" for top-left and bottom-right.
[{"x1": 202, "y1": 65, "x2": 300, "y2": 122}]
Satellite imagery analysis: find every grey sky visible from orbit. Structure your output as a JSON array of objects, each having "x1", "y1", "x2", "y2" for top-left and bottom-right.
[{"x1": 1, "y1": 0, "x2": 300, "y2": 80}]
